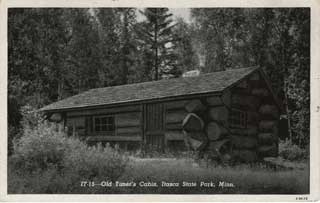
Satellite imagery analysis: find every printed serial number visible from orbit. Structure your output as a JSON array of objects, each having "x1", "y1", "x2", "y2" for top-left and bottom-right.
[{"x1": 296, "y1": 196, "x2": 308, "y2": 201}]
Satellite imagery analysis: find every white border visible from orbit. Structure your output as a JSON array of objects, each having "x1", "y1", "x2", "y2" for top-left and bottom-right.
[{"x1": 1, "y1": 0, "x2": 319, "y2": 202}]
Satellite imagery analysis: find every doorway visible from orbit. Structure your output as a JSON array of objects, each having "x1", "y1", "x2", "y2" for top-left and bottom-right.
[{"x1": 145, "y1": 103, "x2": 165, "y2": 151}]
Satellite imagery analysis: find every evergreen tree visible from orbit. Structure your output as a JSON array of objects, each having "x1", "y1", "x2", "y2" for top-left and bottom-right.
[
  {"x1": 66, "y1": 9, "x2": 104, "y2": 93},
  {"x1": 191, "y1": 8, "x2": 310, "y2": 147},
  {"x1": 172, "y1": 17, "x2": 199, "y2": 73},
  {"x1": 8, "y1": 8, "x2": 310, "y2": 149},
  {"x1": 94, "y1": 8, "x2": 122, "y2": 86},
  {"x1": 118, "y1": 8, "x2": 138, "y2": 84},
  {"x1": 138, "y1": 8, "x2": 180, "y2": 80}
]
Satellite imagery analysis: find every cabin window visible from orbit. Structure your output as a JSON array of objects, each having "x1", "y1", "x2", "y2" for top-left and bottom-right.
[
  {"x1": 93, "y1": 116, "x2": 115, "y2": 132},
  {"x1": 229, "y1": 109, "x2": 247, "y2": 128}
]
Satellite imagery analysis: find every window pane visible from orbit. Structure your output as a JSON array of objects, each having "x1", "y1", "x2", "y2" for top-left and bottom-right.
[
  {"x1": 108, "y1": 124, "x2": 115, "y2": 131},
  {"x1": 101, "y1": 125, "x2": 107, "y2": 131},
  {"x1": 230, "y1": 109, "x2": 247, "y2": 128},
  {"x1": 101, "y1": 117, "x2": 107, "y2": 124},
  {"x1": 95, "y1": 118, "x2": 100, "y2": 125},
  {"x1": 95, "y1": 125, "x2": 100, "y2": 132},
  {"x1": 94, "y1": 116, "x2": 115, "y2": 132},
  {"x1": 108, "y1": 117, "x2": 114, "y2": 125}
]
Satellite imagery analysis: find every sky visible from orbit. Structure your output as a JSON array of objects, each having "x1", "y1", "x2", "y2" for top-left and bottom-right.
[
  {"x1": 170, "y1": 8, "x2": 191, "y2": 23},
  {"x1": 136, "y1": 8, "x2": 191, "y2": 23}
]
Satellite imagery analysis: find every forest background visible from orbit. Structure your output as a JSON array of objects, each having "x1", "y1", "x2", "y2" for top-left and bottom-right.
[{"x1": 8, "y1": 8, "x2": 310, "y2": 150}]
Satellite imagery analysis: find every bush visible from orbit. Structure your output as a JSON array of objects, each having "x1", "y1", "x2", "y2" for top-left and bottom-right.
[
  {"x1": 9, "y1": 122, "x2": 128, "y2": 193},
  {"x1": 11, "y1": 122, "x2": 67, "y2": 171},
  {"x1": 8, "y1": 125, "x2": 21, "y2": 156},
  {"x1": 279, "y1": 139, "x2": 307, "y2": 161},
  {"x1": 64, "y1": 142, "x2": 127, "y2": 181},
  {"x1": 20, "y1": 105, "x2": 45, "y2": 130}
]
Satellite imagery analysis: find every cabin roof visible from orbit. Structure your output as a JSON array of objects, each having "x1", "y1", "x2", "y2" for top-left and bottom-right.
[{"x1": 41, "y1": 66, "x2": 262, "y2": 112}]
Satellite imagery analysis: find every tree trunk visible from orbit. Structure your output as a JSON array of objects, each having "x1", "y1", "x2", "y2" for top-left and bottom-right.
[
  {"x1": 57, "y1": 79, "x2": 64, "y2": 100},
  {"x1": 121, "y1": 9, "x2": 129, "y2": 84},
  {"x1": 154, "y1": 9, "x2": 159, "y2": 80},
  {"x1": 283, "y1": 82, "x2": 293, "y2": 141}
]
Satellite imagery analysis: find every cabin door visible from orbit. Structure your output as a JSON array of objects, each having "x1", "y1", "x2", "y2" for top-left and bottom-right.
[{"x1": 145, "y1": 103, "x2": 165, "y2": 151}]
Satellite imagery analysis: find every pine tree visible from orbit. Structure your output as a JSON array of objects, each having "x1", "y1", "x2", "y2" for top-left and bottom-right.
[
  {"x1": 118, "y1": 8, "x2": 137, "y2": 84},
  {"x1": 172, "y1": 18, "x2": 199, "y2": 73},
  {"x1": 66, "y1": 9, "x2": 102, "y2": 93},
  {"x1": 94, "y1": 8, "x2": 122, "y2": 86},
  {"x1": 191, "y1": 8, "x2": 310, "y2": 147},
  {"x1": 138, "y1": 8, "x2": 179, "y2": 80}
]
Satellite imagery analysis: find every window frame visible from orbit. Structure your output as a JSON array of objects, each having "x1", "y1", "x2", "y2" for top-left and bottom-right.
[
  {"x1": 93, "y1": 115, "x2": 115, "y2": 133},
  {"x1": 229, "y1": 108, "x2": 247, "y2": 129}
]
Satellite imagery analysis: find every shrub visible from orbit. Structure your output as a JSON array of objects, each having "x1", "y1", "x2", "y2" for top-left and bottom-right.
[
  {"x1": 9, "y1": 122, "x2": 128, "y2": 193},
  {"x1": 11, "y1": 122, "x2": 67, "y2": 171},
  {"x1": 63, "y1": 142, "x2": 128, "y2": 181},
  {"x1": 20, "y1": 105, "x2": 45, "y2": 130},
  {"x1": 279, "y1": 139, "x2": 307, "y2": 161},
  {"x1": 8, "y1": 125, "x2": 21, "y2": 155}
]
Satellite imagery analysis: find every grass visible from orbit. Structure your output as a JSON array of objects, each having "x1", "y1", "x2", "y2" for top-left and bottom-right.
[
  {"x1": 8, "y1": 122, "x2": 310, "y2": 194},
  {"x1": 90, "y1": 157, "x2": 309, "y2": 194},
  {"x1": 8, "y1": 156, "x2": 309, "y2": 194}
]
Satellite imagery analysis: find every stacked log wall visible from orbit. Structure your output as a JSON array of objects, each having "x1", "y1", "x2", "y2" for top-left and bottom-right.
[
  {"x1": 65, "y1": 105, "x2": 143, "y2": 147},
  {"x1": 229, "y1": 77, "x2": 259, "y2": 162},
  {"x1": 59, "y1": 72, "x2": 280, "y2": 160},
  {"x1": 162, "y1": 72, "x2": 280, "y2": 162},
  {"x1": 163, "y1": 97, "x2": 231, "y2": 152},
  {"x1": 228, "y1": 72, "x2": 280, "y2": 161},
  {"x1": 164, "y1": 100, "x2": 191, "y2": 150},
  {"x1": 251, "y1": 72, "x2": 279, "y2": 158},
  {"x1": 205, "y1": 93, "x2": 230, "y2": 155},
  {"x1": 180, "y1": 99, "x2": 208, "y2": 151}
]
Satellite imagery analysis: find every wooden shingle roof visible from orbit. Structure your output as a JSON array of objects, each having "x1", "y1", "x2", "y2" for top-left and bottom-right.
[{"x1": 41, "y1": 67, "x2": 259, "y2": 112}]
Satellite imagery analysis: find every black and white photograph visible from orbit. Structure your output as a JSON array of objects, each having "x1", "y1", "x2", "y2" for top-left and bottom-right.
[{"x1": 1, "y1": 0, "x2": 319, "y2": 200}]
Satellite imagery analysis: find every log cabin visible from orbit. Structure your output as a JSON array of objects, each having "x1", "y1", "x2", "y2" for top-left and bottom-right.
[{"x1": 40, "y1": 67, "x2": 283, "y2": 162}]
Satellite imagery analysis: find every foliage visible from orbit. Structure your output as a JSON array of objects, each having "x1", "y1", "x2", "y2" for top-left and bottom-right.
[
  {"x1": 8, "y1": 104, "x2": 44, "y2": 155},
  {"x1": 117, "y1": 158, "x2": 308, "y2": 194},
  {"x1": 9, "y1": 122, "x2": 128, "y2": 193},
  {"x1": 19, "y1": 105, "x2": 44, "y2": 130},
  {"x1": 8, "y1": 8, "x2": 310, "y2": 148},
  {"x1": 117, "y1": 8, "x2": 138, "y2": 84},
  {"x1": 138, "y1": 8, "x2": 181, "y2": 79},
  {"x1": 191, "y1": 8, "x2": 310, "y2": 147},
  {"x1": 172, "y1": 17, "x2": 200, "y2": 72},
  {"x1": 11, "y1": 122, "x2": 66, "y2": 171},
  {"x1": 9, "y1": 152, "x2": 309, "y2": 194},
  {"x1": 279, "y1": 139, "x2": 307, "y2": 161}
]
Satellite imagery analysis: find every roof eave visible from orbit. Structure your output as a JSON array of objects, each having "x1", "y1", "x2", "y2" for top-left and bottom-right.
[{"x1": 41, "y1": 90, "x2": 223, "y2": 113}]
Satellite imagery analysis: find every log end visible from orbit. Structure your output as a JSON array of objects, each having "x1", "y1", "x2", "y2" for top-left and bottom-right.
[{"x1": 182, "y1": 113, "x2": 204, "y2": 132}]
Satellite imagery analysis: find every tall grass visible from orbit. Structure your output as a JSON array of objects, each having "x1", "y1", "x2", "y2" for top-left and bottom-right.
[
  {"x1": 115, "y1": 158, "x2": 309, "y2": 194},
  {"x1": 8, "y1": 122, "x2": 128, "y2": 194},
  {"x1": 8, "y1": 121, "x2": 309, "y2": 194}
]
